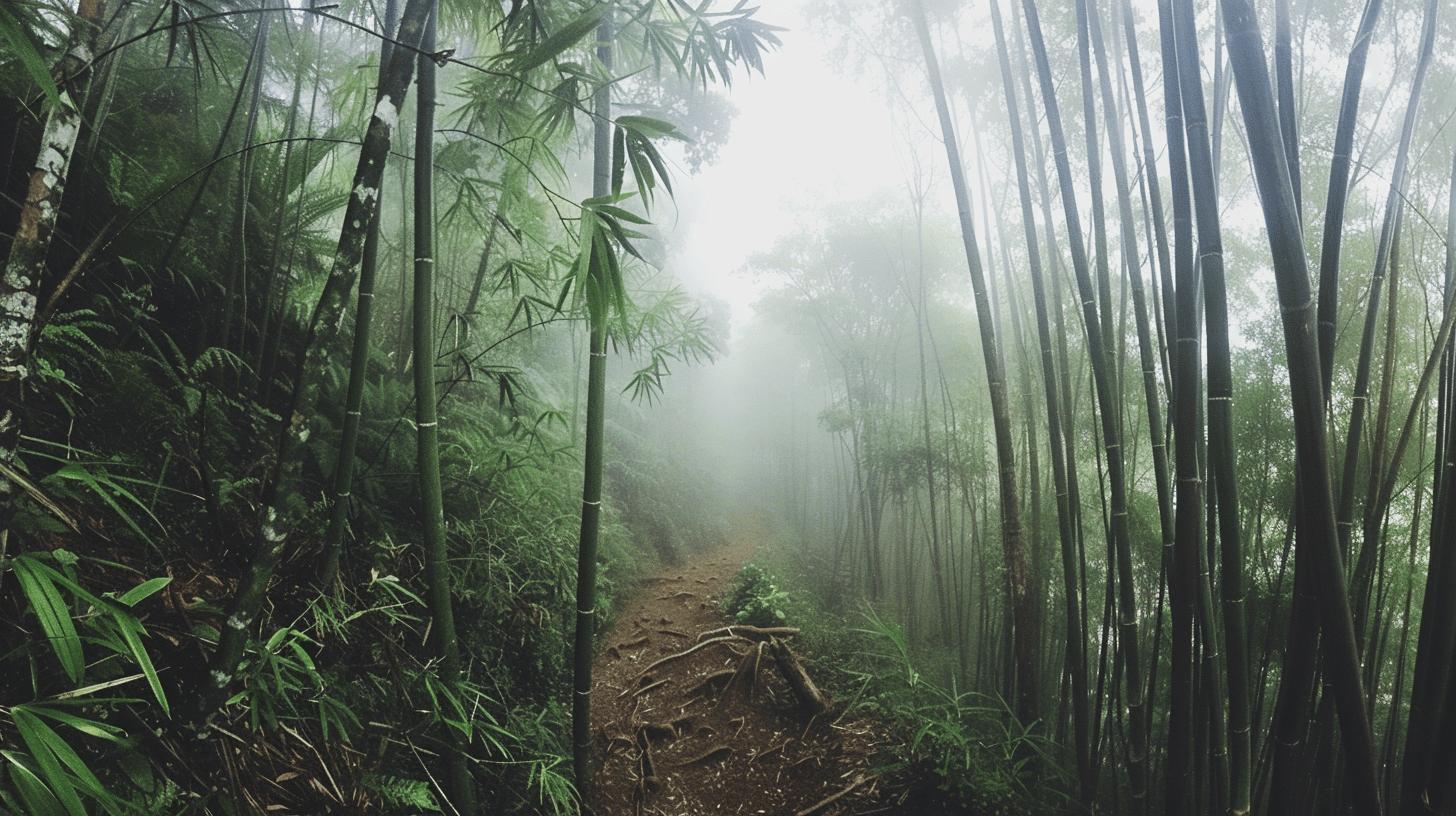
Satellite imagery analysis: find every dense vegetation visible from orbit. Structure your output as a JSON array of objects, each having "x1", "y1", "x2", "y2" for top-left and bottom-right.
[{"x1": 1, "y1": 0, "x2": 1454, "y2": 813}]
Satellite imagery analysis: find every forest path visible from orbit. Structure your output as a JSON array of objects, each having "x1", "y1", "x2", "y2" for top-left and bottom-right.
[{"x1": 587, "y1": 535, "x2": 886, "y2": 815}]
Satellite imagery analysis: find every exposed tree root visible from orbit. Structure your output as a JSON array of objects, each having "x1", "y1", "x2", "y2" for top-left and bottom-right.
[
  {"x1": 794, "y1": 774, "x2": 868, "y2": 816},
  {"x1": 637, "y1": 635, "x2": 747, "y2": 677},
  {"x1": 675, "y1": 744, "x2": 733, "y2": 767},
  {"x1": 697, "y1": 624, "x2": 800, "y2": 642},
  {"x1": 750, "y1": 739, "x2": 791, "y2": 763},
  {"x1": 730, "y1": 640, "x2": 766, "y2": 701},
  {"x1": 619, "y1": 677, "x2": 670, "y2": 698},
  {"x1": 686, "y1": 668, "x2": 737, "y2": 699}
]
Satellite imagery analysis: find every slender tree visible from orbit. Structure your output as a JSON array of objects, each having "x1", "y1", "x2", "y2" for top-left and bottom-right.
[
  {"x1": 1168, "y1": 0, "x2": 1250, "y2": 807},
  {"x1": 989, "y1": 0, "x2": 1090, "y2": 796},
  {"x1": 200, "y1": 0, "x2": 436, "y2": 723},
  {"x1": 911, "y1": 0, "x2": 1037, "y2": 729},
  {"x1": 409, "y1": 7, "x2": 475, "y2": 810},
  {"x1": 323, "y1": 0, "x2": 401, "y2": 587},
  {"x1": 1158, "y1": 1, "x2": 1200, "y2": 806},
  {"x1": 1218, "y1": 1, "x2": 1383, "y2": 811},
  {"x1": 1336, "y1": 0, "x2": 1437, "y2": 629},
  {"x1": 1315, "y1": 0, "x2": 1384, "y2": 394},
  {"x1": 1021, "y1": 0, "x2": 1148, "y2": 798},
  {"x1": 0, "y1": 0, "x2": 108, "y2": 525},
  {"x1": 571, "y1": 8, "x2": 614, "y2": 795}
]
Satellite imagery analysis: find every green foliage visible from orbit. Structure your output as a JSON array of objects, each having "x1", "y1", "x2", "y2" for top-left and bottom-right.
[
  {"x1": 363, "y1": 773, "x2": 441, "y2": 813},
  {"x1": 724, "y1": 563, "x2": 791, "y2": 626},
  {"x1": 2, "y1": 549, "x2": 172, "y2": 815},
  {"x1": 847, "y1": 609, "x2": 1058, "y2": 815},
  {"x1": 0, "y1": 0, "x2": 773, "y2": 810}
]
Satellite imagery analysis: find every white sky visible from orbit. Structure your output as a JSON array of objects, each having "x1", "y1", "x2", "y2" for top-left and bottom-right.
[{"x1": 663, "y1": 2, "x2": 936, "y2": 339}]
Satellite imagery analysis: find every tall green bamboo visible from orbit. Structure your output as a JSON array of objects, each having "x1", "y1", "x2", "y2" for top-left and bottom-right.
[
  {"x1": 989, "y1": 0, "x2": 1090, "y2": 796},
  {"x1": 571, "y1": 9, "x2": 614, "y2": 796},
  {"x1": 1315, "y1": 0, "x2": 1384, "y2": 394},
  {"x1": 1158, "y1": 0, "x2": 1199, "y2": 806},
  {"x1": 1218, "y1": 1, "x2": 1382, "y2": 811},
  {"x1": 410, "y1": 8, "x2": 475, "y2": 811},
  {"x1": 1401, "y1": 147, "x2": 1456, "y2": 816},
  {"x1": 1021, "y1": 0, "x2": 1147, "y2": 798},
  {"x1": 1337, "y1": 0, "x2": 1437, "y2": 633},
  {"x1": 911, "y1": 0, "x2": 1037, "y2": 728},
  {"x1": 200, "y1": 0, "x2": 435, "y2": 724},
  {"x1": 322, "y1": 0, "x2": 401, "y2": 587},
  {"x1": 1168, "y1": 0, "x2": 1249, "y2": 807}
]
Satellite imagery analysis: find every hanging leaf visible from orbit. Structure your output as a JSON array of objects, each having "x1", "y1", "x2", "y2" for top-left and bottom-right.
[
  {"x1": 0, "y1": 4, "x2": 59, "y2": 107},
  {"x1": 511, "y1": 5, "x2": 608, "y2": 73}
]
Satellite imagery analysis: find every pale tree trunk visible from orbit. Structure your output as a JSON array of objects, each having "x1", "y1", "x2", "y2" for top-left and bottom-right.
[{"x1": 0, "y1": 0, "x2": 107, "y2": 525}]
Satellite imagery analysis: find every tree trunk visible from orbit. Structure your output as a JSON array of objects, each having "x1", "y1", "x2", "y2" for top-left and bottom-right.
[
  {"x1": 0, "y1": 0, "x2": 107, "y2": 526},
  {"x1": 912, "y1": 0, "x2": 1037, "y2": 728},
  {"x1": 1021, "y1": 0, "x2": 1147, "y2": 797},
  {"x1": 199, "y1": 0, "x2": 436, "y2": 724},
  {"x1": 572, "y1": 10, "x2": 614, "y2": 797},
  {"x1": 990, "y1": 0, "x2": 1090, "y2": 796},
  {"x1": 409, "y1": 8, "x2": 475, "y2": 810},
  {"x1": 1314, "y1": 0, "x2": 1384, "y2": 396},
  {"x1": 1218, "y1": 1, "x2": 1383, "y2": 811},
  {"x1": 322, "y1": 0, "x2": 402, "y2": 587}
]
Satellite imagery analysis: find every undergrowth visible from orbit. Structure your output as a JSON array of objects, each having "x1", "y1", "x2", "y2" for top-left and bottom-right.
[{"x1": 741, "y1": 543, "x2": 1067, "y2": 815}]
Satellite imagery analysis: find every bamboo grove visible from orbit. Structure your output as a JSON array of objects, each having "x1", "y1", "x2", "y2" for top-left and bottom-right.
[
  {"x1": 0, "y1": 0, "x2": 773, "y2": 811},
  {"x1": 3, "y1": 0, "x2": 1456, "y2": 813},
  {"x1": 733, "y1": 0, "x2": 1456, "y2": 813}
]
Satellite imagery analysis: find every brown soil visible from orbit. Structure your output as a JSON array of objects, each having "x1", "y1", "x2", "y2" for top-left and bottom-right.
[{"x1": 587, "y1": 537, "x2": 888, "y2": 816}]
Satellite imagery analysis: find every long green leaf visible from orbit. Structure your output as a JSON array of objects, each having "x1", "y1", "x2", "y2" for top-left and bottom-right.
[
  {"x1": 113, "y1": 616, "x2": 170, "y2": 716},
  {"x1": 11, "y1": 710, "x2": 85, "y2": 816},
  {"x1": 3, "y1": 753, "x2": 67, "y2": 816},
  {"x1": 513, "y1": 5, "x2": 608, "y2": 72},
  {"x1": 0, "y1": 4, "x2": 60, "y2": 107},
  {"x1": 13, "y1": 556, "x2": 84, "y2": 684}
]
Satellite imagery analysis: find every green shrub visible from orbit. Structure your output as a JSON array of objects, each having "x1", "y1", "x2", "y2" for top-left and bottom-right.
[{"x1": 724, "y1": 563, "x2": 791, "y2": 626}]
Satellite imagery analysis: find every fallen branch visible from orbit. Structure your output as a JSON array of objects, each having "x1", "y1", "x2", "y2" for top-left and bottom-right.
[{"x1": 769, "y1": 638, "x2": 831, "y2": 717}]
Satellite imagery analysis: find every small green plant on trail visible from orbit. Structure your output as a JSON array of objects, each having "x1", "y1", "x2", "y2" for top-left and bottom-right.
[{"x1": 724, "y1": 562, "x2": 791, "y2": 627}]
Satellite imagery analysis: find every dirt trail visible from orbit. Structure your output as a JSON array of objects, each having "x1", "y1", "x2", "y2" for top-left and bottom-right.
[{"x1": 588, "y1": 538, "x2": 885, "y2": 815}]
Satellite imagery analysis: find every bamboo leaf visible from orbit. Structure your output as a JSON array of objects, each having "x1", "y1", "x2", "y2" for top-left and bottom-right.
[
  {"x1": 3, "y1": 753, "x2": 66, "y2": 816},
  {"x1": 12, "y1": 556, "x2": 83, "y2": 684},
  {"x1": 0, "y1": 4, "x2": 60, "y2": 108},
  {"x1": 512, "y1": 5, "x2": 607, "y2": 73}
]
